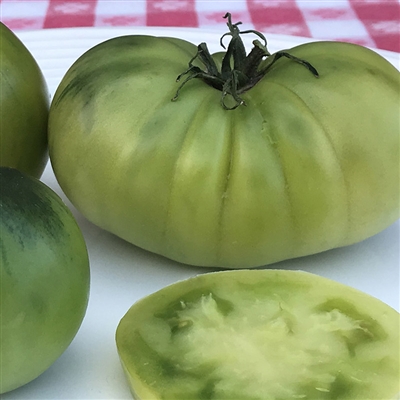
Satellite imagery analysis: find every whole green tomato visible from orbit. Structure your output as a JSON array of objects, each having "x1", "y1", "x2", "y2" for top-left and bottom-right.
[
  {"x1": 0, "y1": 167, "x2": 90, "y2": 394},
  {"x1": 0, "y1": 22, "x2": 49, "y2": 178},
  {"x1": 116, "y1": 269, "x2": 400, "y2": 399},
  {"x1": 48, "y1": 15, "x2": 399, "y2": 268}
]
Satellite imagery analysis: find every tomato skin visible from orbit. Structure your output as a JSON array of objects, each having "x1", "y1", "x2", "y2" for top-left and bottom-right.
[
  {"x1": 48, "y1": 36, "x2": 399, "y2": 268},
  {"x1": 0, "y1": 22, "x2": 49, "y2": 178},
  {"x1": 0, "y1": 167, "x2": 90, "y2": 394},
  {"x1": 116, "y1": 269, "x2": 400, "y2": 400}
]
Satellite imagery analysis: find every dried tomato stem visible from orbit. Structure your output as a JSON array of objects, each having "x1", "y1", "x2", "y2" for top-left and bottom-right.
[{"x1": 172, "y1": 12, "x2": 319, "y2": 110}]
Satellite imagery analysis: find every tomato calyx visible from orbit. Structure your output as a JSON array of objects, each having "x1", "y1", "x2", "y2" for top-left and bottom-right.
[{"x1": 172, "y1": 13, "x2": 319, "y2": 110}]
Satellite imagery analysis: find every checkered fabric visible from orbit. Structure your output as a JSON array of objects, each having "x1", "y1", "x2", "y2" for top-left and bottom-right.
[{"x1": 1, "y1": 0, "x2": 399, "y2": 52}]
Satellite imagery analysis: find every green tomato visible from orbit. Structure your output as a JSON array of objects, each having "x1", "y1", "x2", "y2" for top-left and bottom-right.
[
  {"x1": 48, "y1": 23, "x2": 399, "y2": 268},
  {"x1": 0, "y1": 167, "x2": 90, "y2": 394},
  {"x1": 116, "y1": 269, "x2": 400, "y2": 400},
  {"x1": 0, "y1": 22, "x2": 49, "y2": 178}
]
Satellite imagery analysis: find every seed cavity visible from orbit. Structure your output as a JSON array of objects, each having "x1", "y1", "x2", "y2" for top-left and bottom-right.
[{"x1": 314, "y1": 297, "x2": 387, "y2": 355}]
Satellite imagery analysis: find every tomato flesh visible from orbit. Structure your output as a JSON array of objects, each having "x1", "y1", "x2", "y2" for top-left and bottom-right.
[{"x1": 116, "y1": 270, "x2": 399, "y2": 399}]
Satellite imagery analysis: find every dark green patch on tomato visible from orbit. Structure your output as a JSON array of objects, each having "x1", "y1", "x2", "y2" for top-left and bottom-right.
[
  {"x1": 116, "y1": 270, "x2": 399, "y2": 400},
  {"x1": 0, "y1": 167, "x2": 65, "y2": 248}
]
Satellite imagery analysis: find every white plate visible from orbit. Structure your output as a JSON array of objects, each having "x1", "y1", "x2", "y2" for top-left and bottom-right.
[
  {"x1": 3, "y1": 27, "x2": 400, "y2": 399},
  {"x1": 14, "y1": 26, "x2": 400, "y2": 96}
]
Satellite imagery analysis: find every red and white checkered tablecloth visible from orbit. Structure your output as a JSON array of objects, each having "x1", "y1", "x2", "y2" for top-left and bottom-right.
[{"x1": 1, "y1": 0, "x2": 399, "y2": 53}]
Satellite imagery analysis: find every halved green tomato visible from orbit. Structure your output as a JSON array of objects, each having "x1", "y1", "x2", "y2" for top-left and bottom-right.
[{"x1": 116, "y1": 270, "x2": 399, "y2": 400}]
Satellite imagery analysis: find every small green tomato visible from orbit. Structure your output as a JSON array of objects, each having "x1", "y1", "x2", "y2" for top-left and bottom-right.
[
  {"x1": 0, "y1": 167, "x2": 90, "y2": 394},
  {"x1": 0, "y1": 22, "x2": 49, "y2": 178}
]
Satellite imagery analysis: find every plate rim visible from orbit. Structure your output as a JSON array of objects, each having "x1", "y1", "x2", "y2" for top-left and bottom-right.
[{"x1": 14, "y1": 25, "x2": 400, "y2": 61}]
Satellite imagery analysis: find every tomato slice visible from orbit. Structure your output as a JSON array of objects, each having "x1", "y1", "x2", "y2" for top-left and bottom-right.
[{"x1": 116, "y1": 270, "x2": 399, "y2": 400}]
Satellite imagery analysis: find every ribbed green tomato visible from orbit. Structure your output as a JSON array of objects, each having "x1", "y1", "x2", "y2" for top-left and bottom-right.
[
  {"x1": 0, "y1": 22, "x2": 49, "y2": 178},
  {"x1": 116, "y1": 270, "x2": 400, "y2": 400},
  {"x1": 48, "y1": 21, "x2": 399, "y2": 268},
  {"x1": 0, "y1": 167, "x2": 90, "y2": 394}
]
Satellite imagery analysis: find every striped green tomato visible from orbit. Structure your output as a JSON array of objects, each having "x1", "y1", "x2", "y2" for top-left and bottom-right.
[
  {"x1": 48, "y1": 17, "x2": 399, "y2": 268},
  {"x1": 0, "y1": 167, "x2": 90, "y2": 394}
]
